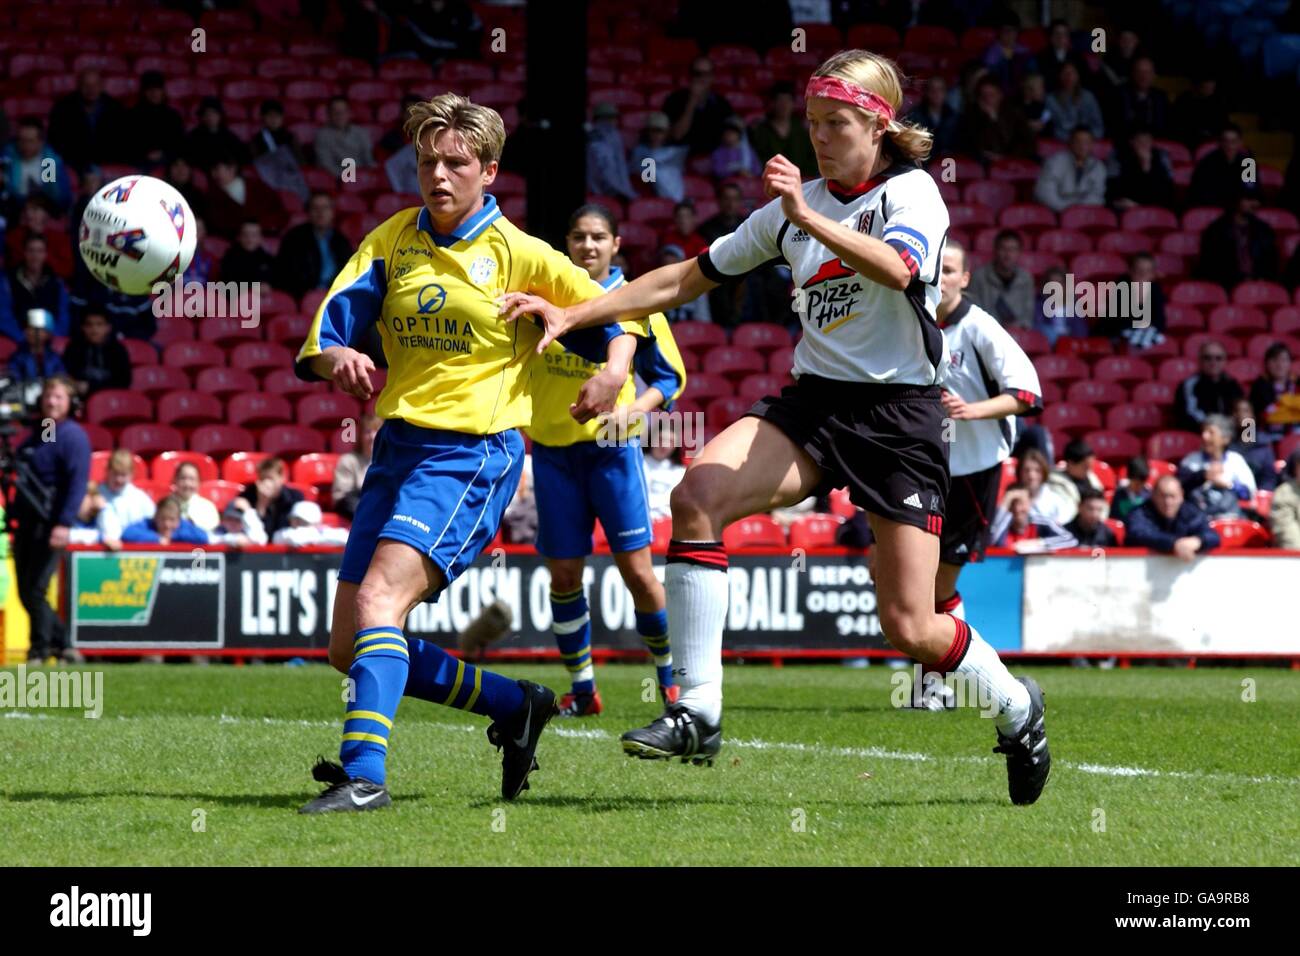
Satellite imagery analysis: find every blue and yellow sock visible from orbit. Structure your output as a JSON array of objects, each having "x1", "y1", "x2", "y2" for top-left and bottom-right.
[
  {"x1": 340, "y1": 626, "x2": 410, "y2": 786},
  {"x1": 635, "y1": 608, "x2": 674, "y2": 688},
  {"x1": 551, "y1": 585, "x2": 595, "y2": 695},
  {"x1": 404, "y1": 634, "x2": 524, "y2": 721}
]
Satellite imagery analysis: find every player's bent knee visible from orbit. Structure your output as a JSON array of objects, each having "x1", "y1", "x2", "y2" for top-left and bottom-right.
[
  {"x1": 878, "y1": 604, "x2": 930, "y2": 656},
  {"x1": 670, "y1": 471, "x2": 721, "y2": 525}
]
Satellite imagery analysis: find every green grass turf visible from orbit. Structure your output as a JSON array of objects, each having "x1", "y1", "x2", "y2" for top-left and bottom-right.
[{"x1": 2, "y1": 662, "x2": 1297, "y2": 865}]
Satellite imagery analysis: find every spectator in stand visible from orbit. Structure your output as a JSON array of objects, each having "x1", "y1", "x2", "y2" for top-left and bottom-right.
[
  {"x1": 1285, "y1": 239, "x2": 1300, "y2": 291},
  {"x1": 211, "y1": 498, "x2": 268, "y2": 548},
  {"x1": 1058, "y1": 438, "x2": 1105, "y2": 500},
  {"x1": 1196, "y1": 185, "x2": 1278, "y2": 289},
  {"x1": 643, "y1": 414, "x2": 685, "y2": 523},
  {"x1": 750, "y1": 81, "x2": 818, "y2": 176},
  {"x1": 1269, "y1": 451, "x2": 1300, "y2": 549},
  {"x1": 220, "y1": 220, "x2": 276, "y2": 287},
  {"x1": 165, "y1": 155, "x2": 207, "y2": 223},
  {"x1": 0, "y1": 273, "x2": 14, "y2": 342},
  {"x1": 184, "y1": 97, "x2": 249, "y2": 169},
  {"x1": 1045, "y1": 63, "x2": 1104, "y2": 141},
  {"x1": 904, "y1": 76, "x2": 960, "y2": 160},
  {"x1": 661, "y1": 202, "x2": 708, "y2": 260},
  {"x1": 1018, "y1": 74, "x2": 1050, "y2": 138},
  {"x1": 1108, "y1": 127, "x2": 1175, "y2": 210},
  {"x1": 1096, "y1": 252, "x2": 1166, "y2": 349},
  {"x1": 1111, "y1": 455, "x2": 1151, "y2": 519},
  {"x1": 1177, "y1": 413, "x2": 1256, "y2": 517},
  {"x1": 1034, "y1": 265, "x2": 1089, "y2": 346},
  {"x1": 1036, "y1": 19, "x2": 1087, "y2": 92},
  {"x1": 378, "y1": 96, "x2": 423, "y2": 159},
  {"x1": 93, "y1": 449, "x2": 157, "y2": 551},
  {"x1": 125, "y1": 71, "x2": 185, "y2": 167},
  {"x1": 630, "y1": 112, "x2": 688, "y2": 202},
  {"x1": 967, "y1": 230, "x2": 1036, "y2": 328},
  {"x1": 1035, "y1": 125, "x2": 1107, "y2": 212},
  {"x1": 234, "y1": 457, "x2": 303, "y2": 539},
  {"x1": 271, "y1": 500, "x2": 350, "y2": 547},
  {"x1": 990, "y1": 486, "x2": 1079, "y2": 552},
  {"x1": 47, "y1": 70, "x2": 126, "y2": 171},
  {"x1": 6, "y1": 195, "x2": 74, "y2": 280},
  {"x1": 1, "y1": 117, "x2": 72, "y2": 215},
  {"x1": 183, "y1": 217, "x2": 217, "y2": 286},
  {"x1": 7, "y1": 236, "x2": 70, "y2": 338},
  {"x1": 586, "y1": 103, "x2": 636, "y2": 201},
  {"x1": 662, "y1": 56, "x2": 734, "y2": 156},
  {"x1": 1017, "y1": 447, "x2": 1079, "y2": 524},
  {"x1": 12, "y1": 375, "x2": 90, "y2": 663},
  {"x1": 700, "y1": 182, "x2": 749, "y2": 326},
  {"x1": 67, "y1": 163, "x2": 102, "y2": 254},
  {"x1": 120, "y1": 495, "x2": 210, "y2": 545},
  {"x1": 203, "y1": 155, "x2": 287, "y2": 241},
  {"x1": 1229, "y1": 397, "x2": 1279, "y2": 493},
  {"x1": 61, "y1": 309, "x2": 131, "y2": 398},
  {"x1": 387, "y1": 0, "x2": 482, "y2": 63},
  {"x1": 274, "y1": 193, "x2": 355, "y2": 300},
  {"x1": 959, "y1": 77, "x2": 1038, "y2": 165},
  {"x1": 332, "y1": 413, "x2": 380, "y2": 520},
  {"x1": 1093, "y1": 26, "x2": 1144, "y2": 114},
  {"x1": 1170, "y1": 71, "x2": 1229, "y2": 151},
  {"x1": 1188, "y1": 124, "x2": 1253, "y2": 209},
  {"x1": 1249, "y1": 343, "x2": 1299, "y2": 438},
  {"x1": 6, "y1": 309, "x2": 66, "y2": 382},
  {"x1": 1066, "y1": 488, "x2": 1118, "y2": 547},
  {"x1": 314, "y1": 97, "x2": 374, "y2": 172},
  {"x1": 1174, "y1": 341, "x2": 1243, "y2": 431},
  {"x1": 1125, "y1": 473, "x2": 1221, "y2": 559},
  {"x1": 1117, "y1": 56, "x2": 1169, "y2": 139},
  {"x1": 982, "y1": 16, "x2": 1036, "y2": 93},
  {"x1": 500, "y1": 453, "x2": 536, "y2": 545},
  {"x1": 711, "y1": 116, "x2": 760, "y2": 180},
  {"x1": 249, "y1": 99, "x2": 304, "y2": 164},
  {"x1": 169, "y1": 461, "x2": 220, "y2": 533},
  {"x1": 657, "y1": 245, "x2": 711, "y2": 322}
]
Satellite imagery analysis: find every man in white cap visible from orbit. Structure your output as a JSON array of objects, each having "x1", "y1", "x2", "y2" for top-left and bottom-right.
[{"x1": 271, "y1": 500, "x2": 350, "y2": 547}]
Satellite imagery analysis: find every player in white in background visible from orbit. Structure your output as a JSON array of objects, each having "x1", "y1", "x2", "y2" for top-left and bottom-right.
[
  {"x1": 935, "y1": 240, "x2": 1043, "y2": 620},
  {"x1": 501, "y1": 50, "x2": 1051, "y2": 804}
]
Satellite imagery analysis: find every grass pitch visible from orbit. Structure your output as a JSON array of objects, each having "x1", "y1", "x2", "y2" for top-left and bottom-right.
[{"x1": 1, "y1": 662, "x2": 1297, "y2": 865}]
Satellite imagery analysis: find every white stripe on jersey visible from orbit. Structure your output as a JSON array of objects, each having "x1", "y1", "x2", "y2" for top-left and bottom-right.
[
  {"x1": 700, "y1": 164, "x2": 950, "y2": 386},
  {"x1": 940, "y1": 297, "x2": 1044, "y2": 476}
]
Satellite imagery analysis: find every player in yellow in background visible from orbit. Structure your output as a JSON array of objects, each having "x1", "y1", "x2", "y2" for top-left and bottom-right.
[
  {"x1": 295, "y1": 94, "x2": 647, "y2": 813},
  {"x1": 525, "y1": 204, "x2": 687, "y2": 717}
]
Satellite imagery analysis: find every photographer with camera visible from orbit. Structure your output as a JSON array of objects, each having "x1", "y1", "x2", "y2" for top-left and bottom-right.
[{"x1": 9, "y1": 374, "x2": 91, "y2": 664}]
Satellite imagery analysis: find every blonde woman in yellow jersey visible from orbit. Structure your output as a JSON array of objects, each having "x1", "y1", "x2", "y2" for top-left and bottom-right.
[
  {"x1": 525, "y1": 204, "x2": 687, "y2": 717},
  {"x1": 295, "y1": 94, "x2": 647, "y2": 812}
]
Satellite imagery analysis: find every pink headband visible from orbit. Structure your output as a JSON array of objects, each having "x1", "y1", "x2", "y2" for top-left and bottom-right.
[{"x1": 804, "y1": 75, "x2": 896, "y2": 122}]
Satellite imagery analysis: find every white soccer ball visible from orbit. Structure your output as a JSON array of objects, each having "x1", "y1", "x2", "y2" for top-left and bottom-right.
[{"x1": 78, "y1": 174, "x2": 196, "y2": 295}]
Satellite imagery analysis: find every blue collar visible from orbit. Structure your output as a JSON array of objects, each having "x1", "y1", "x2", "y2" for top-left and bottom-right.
[
  {"x1": 599, "y1": 266, "x2": 624, "y2": 291},
  {"x1": 417, "y1": 194, "x2": 501, "y2": 247}
]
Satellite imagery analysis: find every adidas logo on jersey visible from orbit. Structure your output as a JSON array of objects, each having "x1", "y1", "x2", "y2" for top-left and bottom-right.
[
  {"x1": 903, "y1": 492, "x2": 923, "y2": 509},
  {"x1": 791, "y1": 229, "x2": 810, "y2": 242}
]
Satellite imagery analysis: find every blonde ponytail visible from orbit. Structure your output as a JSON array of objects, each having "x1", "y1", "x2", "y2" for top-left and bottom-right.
[{"x1": 812, "y1": 49, "x2": 934, "y2": 164}]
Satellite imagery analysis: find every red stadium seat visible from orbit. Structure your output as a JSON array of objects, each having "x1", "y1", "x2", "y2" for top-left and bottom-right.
[
  {"x1": 222, "y1": 452, "x2": 270, "y2": 485},
  {"x1": 157, "y1": 391, "x2": 225, "y2": 428},
  {"x1": 683, "y1": 371, "x2": 732, "y2": 403},
  {"x1": 90, "y1": 451, "x2": 149, "y2": 483},
  {"x1": 1083, "y1": 430, "x2": 1140, "y2": 466},
  {"x1": 1069, "y1": 253, "x2": 1128, "y2": 281},
  {"x1": 736, "y1": 373, "x2": 788, "y2": 404},
  {"x1": 1255, "y1": 208, "x2": 1299, "y2": 233},
  {"x1": 1093, "y1": 356, "x2": 1154, "y2": 384},
  {"x1": 121, "y1": 338, "x2": 159, "y2": 367},
  {"x1": 705, "y1": 397, "x2": 751, "y2": 430},
  {"x1": 1226, "y1": 358, "x2": 1259, "y2": 383},
  {"x1": 132, "y1": 365, "x2": 191, "y2": 399},
  {"x1": 1146, "y1": 430, "x2": 1201, "y2": 461},
  {"x1": 152, "y1": 451, "x2": 219, "y2": 485},
  {"x1": 199, "y1": 316, "x2": 263, "y2": 348},
  {"x1": 1097, "y1": 232, "x2": 1153, "y2": 255},
  {"x1": 1231, "y1": 280, "x2": 1290, "y2": 309},
  {"x1": 948, "y1": 203, "x2": 996, "y2": 230},
  {"x1": 828, "y1": 487, "x2": 856, "y2": 519},
  {"x1": 230, "y1": 342, "x2": 295, "y2": 373},
  {"x1": 1170, "y1": 281, "x2": 1229, "y2": 308},
  {"x1": 266, "y1": 314, "x2": 314, "y2": 348},
  {"x1": 117, "y1": 424, "x2": 185, "y2": 459},
  {"x1": 788, "y1": 514, "x2": 844, "y2": 551},
  {"x1": 1033, "y1": 354, "x2": 1089, "y2": 383},
  {"x1": 189, "y1": 426, "x2": 256, "y2": 460},
  {"x1": 768, "y1": 346, "x2": 796, "y2": 374},
  {"x1": 194, "y1": 367, "x2": 261, "y2": 401},
  {"x1": 1041, "y1": 402, "x2": 1101, "y2": 434},
  {"x1": 1131, "y1": 380, "x2": 1175, "y2": 405},
  {"x1": 1248, "y1": 334, "x2": 1300, "y2": 358},
  {"x1": 1207, "y1": 305, "x2": 1269, "y2": 338},
  {"x1": 1104, "y1": 518, "x2": 1126, "y2": 545},
  {"x1": 1035, "y1": 229, "x2": 1091, "y2": 256},
  {"x1": 1156, "y1": 357, "x2": 1198, "y2": 385},
  {"x1": 627, "y1": 197, "x2": 676, "y2": 225},
  {"x1": 1209, "y1": 518, "x2": 1272, "y2": 549},
  {"x1": 1164, "y1": 304, "x2": 1205, "y2": 333},
  {"x1": 86, "y1": 390, "x2": 153, "y2": 427},
  {"x1": 1066, "y1": 380, "x2": 1127, "y2": 406},
  {"x1": 1253, "y1": 489, "x2": 1273, "y2": 520},
  {"x1": 1018, "y1": 251, "x2": 1063, "y2": 274},
  {"x1": 998, "y1": 204, "x2": 1056, "y2": 233},
  {"x1": 1120, "y1": 206, "x2": 1180, "y2": 234},
  {"x1": 1053, "y1": 337, "x2": 1112, "y2": 358},
  {"x1": 153, "y1": 316, "x2": 197, "y2": 347},
  {"x1": 297, "y1": 393, "x2": 363, "y2": 428},
  {"x1": 288, "y1": 482, "x2": 321, "y2": 504},
  {"x1": 704, "y1": 346, "x2": 766, "y2": 381},
  {"x1": 292, "y1": 453, "x2": 341, "y2": 490},
  {"x1": 257, "y1": 290, "x2": 299, "y2": 317},
  {"x1": 1005, "y1": 327, "x2": 1050, "y2": 356},
  {"x1": 846, "y1": 24, "x2": 901, "y2": 48},
  {"x1": 1039, "y1": 380, "x2": 1063, "y2": 404},
  {"x1": 731, "y1": 323, "x2": 791, "y2": 352},
  {"x1": 163, "y1": 341, "x2": 226, "y2": 373},
  {"x1": 1182, "y1": 334, "x2": 1241, "y2": 358},
  {"x1": 963, "y1": 179, "x2": 1015, "y2": 209},
  {"x1": 1105, "y1": 403, "x2": 1165, "y2": 436},
  {"x1": 79, "y1": 423, "x2": 114, "y2": 452},
  {"x1": 671, "y1": 321, "x2": 728, "y2": 350},
  {"x1": 1271, "y1": 308, "x2": 1300, "y2": 336},
  {"x1": 228, "y1": 393, "x2": 294, "y2": 429},
  {"x1": 260, "y1": 425, "x2": 326, "y2": 458},
  {"x1": 199, "y1": 480, "x2": 245, "y2": 512},
  {"x1": 722, "y1": 515, "x2": 787, "y2": 550},
  {"x1": 1060, "y1": 206, "x2": 1118, "y2": 234}
]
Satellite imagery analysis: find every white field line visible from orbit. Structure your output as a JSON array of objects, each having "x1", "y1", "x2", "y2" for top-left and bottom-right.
[{"x1": 6, "y1": 710, "x2": 1296, "y2": 788}]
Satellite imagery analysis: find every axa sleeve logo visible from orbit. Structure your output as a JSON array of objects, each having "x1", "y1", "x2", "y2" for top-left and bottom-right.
[{"x1": 416, "y1": 284, "x2": 448, "y2": 314}]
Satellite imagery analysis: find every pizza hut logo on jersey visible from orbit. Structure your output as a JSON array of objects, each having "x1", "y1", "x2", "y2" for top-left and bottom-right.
[{"x1": 800, "y1": 257, "x2": 863, "y2": 330}]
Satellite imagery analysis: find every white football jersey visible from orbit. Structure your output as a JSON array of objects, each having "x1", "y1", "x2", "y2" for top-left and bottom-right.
[
  {"x1": 940, "y1": 297, "x2": 1043, "y2": 476},
  {"x1": 699, "y1": 164, "x2": 950, "y2": 386}
]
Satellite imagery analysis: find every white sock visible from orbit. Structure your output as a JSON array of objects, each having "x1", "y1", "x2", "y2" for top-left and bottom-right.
[
  {"x1": 939, "y1": 615, "x2": 1031, "y2": 734},
  {"x1": 936, "y1": 590, "x2": 965, "y2": 621},
  {"x1": 665, "y1": 542, "x2": 728, "y2": 725}
]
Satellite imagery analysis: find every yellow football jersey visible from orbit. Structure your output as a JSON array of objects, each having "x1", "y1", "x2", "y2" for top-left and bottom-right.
[
  {"x1": 525, "y1": 268, "x2": 687, "y2": 447},
  {"x1": 295, "y1": 196, "x2": 646, "y2": 434}
]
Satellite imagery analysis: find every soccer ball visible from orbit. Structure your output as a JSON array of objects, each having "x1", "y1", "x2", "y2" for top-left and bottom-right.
[{"x1": 78, "y1": 175, "x2": 196, "y2": 295}]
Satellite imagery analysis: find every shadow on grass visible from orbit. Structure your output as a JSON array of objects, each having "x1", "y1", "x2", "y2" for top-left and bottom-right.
[{"x1": 3, "y1": 790, "x2": 307, "y2": 810}]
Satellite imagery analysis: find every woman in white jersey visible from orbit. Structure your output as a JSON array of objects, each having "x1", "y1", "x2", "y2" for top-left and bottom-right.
[{"x1": 502, "y1": 50, "x2": 1051, "y2": 805}]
